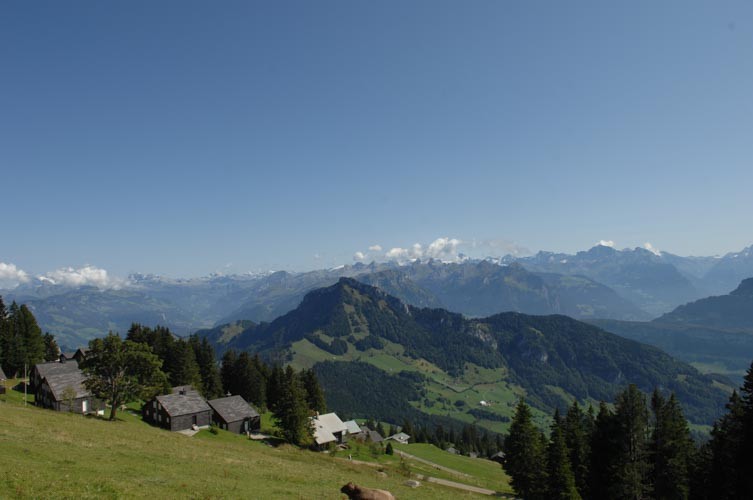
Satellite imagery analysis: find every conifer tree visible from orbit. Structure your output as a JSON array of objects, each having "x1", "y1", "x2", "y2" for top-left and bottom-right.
[
  {"x1": 190, "y1": 336, "x2": 222, "y2": 399},
  {"x1": 168, "y1": 339, "x2": 201, "y2": 389},
  {"x1": 589, "y1": 402, "x2": 618, "y2": 499},
  {"x1": 503, "y1": 399, "x2": 548, "y2": 499},
  {"x1": 300, "y1": 368, "x2": 326, "y2": 413},
  {"x1": 613, "y1": 384, "x2": 651, "y2": 499},
  {"x1": 706, "y1": 391, "x2": 745, "y2": 500},
  {"x1": 43, "y1": 333, "x2": 60, "y2": 362},
  {"x1": 233, "y1": 352, "x2": 266, "y2": 409},
  {"x1": 736, "y1": 361, "x2": 753, "y2": 497},
  {"x1": 564, "y1": 400, "x2": 591, "y2": 498},
  {"x1": 650, "y1": 390, "x2": 694, "y2": 500},
  {"x1": 547, "y1": 409, "x2": 581, "y2": 500},
  {"x1": 266, "y1": 364, "x2": 285, "y2": 412},
  {"x1": 274, "y1": 365, "x2": 312, "y2": 446},
  {"x1": 220, "y1": 349, "x2": 238, "y2": 395}
]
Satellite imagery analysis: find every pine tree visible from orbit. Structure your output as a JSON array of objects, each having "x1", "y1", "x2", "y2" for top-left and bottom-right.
[
  {"x1": 300, "y1": 368, "x2": 326, "y2": 413},
  {"x1": 736, "y1": 361, "x2": 753, "y2": 497},
  {"x1": 220, "y1": 349, "x2": 238, "y2": 396},
  {"x1": 547, "y1": 409, "x2": 581, "y2": 500},
  {"x1": 706, "y1": 391, "x2": 744, "y2": 500},
  {"x1": 650, "y1": 390, "x2": 694, "y2": 500},
  {"x1": 43, "y1": 333, "x2": 60, "y2": 362},
  {"x1": 191, "y1": 336, "x2": 222, "y2": 399},
  {"x1": 589, "y1": 402, "x2": 618, "y2": 500},
  {"x1": 274, "y1": 366, "x2": 312, "y2": 446},
  {"x1": 266, "y1": 364, "x2": 285, "y2": 412},
  {"x1": 503, "y1": 399, "x2": 548, "y2": 499},
  {"x1": 233, "y1": 352, "x2": 266, "y2": 409},
  {"x1": 168, "y1": 340, "x2": 201, "y2": 389},
  {"x1": 613, "y1": 384, "x2": 651, "y2": 500},
  {"x1": 564, "y1": 401, "x2": 590, "y2": 498}
]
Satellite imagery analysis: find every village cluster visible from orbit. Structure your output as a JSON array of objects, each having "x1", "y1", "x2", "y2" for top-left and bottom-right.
[{"x1": 5, "y1": 351, "x2": 412, "y2": 450}]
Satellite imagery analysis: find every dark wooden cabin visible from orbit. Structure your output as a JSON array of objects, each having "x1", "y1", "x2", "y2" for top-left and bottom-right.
[
  {"x1": 207, "y1": 395, "x2": 260, "y2": 434},
  {"x1": 142, "y1": 386, "x2": 212, "y2": 432}
]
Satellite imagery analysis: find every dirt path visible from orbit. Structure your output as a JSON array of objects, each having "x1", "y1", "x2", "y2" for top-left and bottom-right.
[
  {"x1": 337, "y1": 458, "x2": 503, "y2": 497},
  {"x1": 396, "y1": 450, "x2": 469, "y2": 477},
  {"x1": 413, "y1": 474, "x2": 500, "y2": 496}
]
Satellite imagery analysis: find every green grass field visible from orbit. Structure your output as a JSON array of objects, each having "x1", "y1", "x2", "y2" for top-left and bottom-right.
[{"x1": 0, "y1": 381, "x2": 509, "y2": 498}]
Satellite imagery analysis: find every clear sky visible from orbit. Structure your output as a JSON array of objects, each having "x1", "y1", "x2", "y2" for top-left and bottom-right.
[{"x1": 1, "y1": 0, "x2": 752, "y2": 281}]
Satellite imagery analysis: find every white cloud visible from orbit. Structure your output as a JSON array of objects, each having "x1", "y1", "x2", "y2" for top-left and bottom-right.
[
  {"x1": 643, "y1": 242, "x2": 662, "y2": 256},
  {"x1": 425, "y1": 237, "x2": 463, "y2": 260},
  {"x1": 384, "y1": 237, "x2": 467, "y2": 264},
  {"x1": 353, "y1": 251, "x2": 367, "y2": 262},
  {"x1": 368, "y1": 244, "x2": 382, "y2": 252},
  {"x1": 0, "y1": 262, "x2": 30, "y2": 288},
  {"x1": 597, "y1": 240, "x2": 615, "y2": 248},
  {"x1": 40, "y1": 265, "x2": 121, "y2": 289}
]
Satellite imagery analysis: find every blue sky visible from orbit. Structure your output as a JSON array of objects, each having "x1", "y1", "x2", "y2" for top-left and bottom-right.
[{"x1": 1, "y1": 1, "x2": 752, "y2": 280}]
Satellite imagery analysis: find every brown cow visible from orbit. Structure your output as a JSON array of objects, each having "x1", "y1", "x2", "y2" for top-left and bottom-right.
[{"x1": 340, "y1": 482, "x2": 396, "y2": 500}]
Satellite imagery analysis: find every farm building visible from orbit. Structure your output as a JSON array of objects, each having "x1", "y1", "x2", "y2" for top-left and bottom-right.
[
  {"x1": 59, "y1": 348, "x2": 88, "y2": 364},
  {"x1": 30, "y1": 360, "x2": 80, "y2": 393},
  {"x1": 207, "y1": 395, "x2": 260, "y2": 434},
  {"x1": 311, "y1": 412, "x2": 348, "y2": 448},
  {"x1": 36, "y1": 368, "x2": 103, "y2": 414},
  {"x1": 143, "y1": 386, "x2": 212, "y2": 432},
  {"x1": 386, "y1": 432, "x2": 411, "y2": 445},
  {"x1": 0, "y1": 366, "x2": 6, "y2": 395}
]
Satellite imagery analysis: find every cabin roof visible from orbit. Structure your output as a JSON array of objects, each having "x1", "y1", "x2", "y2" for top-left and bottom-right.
[
  {"x1": 207, "y1": 395, "x2": 259, "y2": 423},
  {"x1": 155, "y1": 391, "x2": 211, "y2": 417},
  {"x1": 44, "y1": 369, "x2": 89, "y2": 401}
]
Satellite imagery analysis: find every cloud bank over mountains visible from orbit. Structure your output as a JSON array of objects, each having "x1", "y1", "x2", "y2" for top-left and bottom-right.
[{"x1": 0, "y1": 263, "x2": 123, "y2": 290}]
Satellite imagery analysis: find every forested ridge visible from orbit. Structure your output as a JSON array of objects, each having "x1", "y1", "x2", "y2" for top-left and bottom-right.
[{"x1": 200, "y1": 278, "x2": 728, "y2": 424}]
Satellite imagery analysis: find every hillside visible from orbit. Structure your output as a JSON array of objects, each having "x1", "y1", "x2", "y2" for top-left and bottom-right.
[
  {"x1": 0, "y1": 392, "x2": 498, "y2": 498},
  {"x1": 655, "y1": 278, "x2": 753, "y2": 330},
  {"x1": 591, "y1": 319, "x2": 753, "y2": 385},
  {"x1": 200, "y1": 278, "x2": 729, "y2": 427}
]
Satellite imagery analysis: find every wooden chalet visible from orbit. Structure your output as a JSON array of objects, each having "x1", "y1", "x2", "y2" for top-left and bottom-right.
[
  {"x1": 59, "y1": 348, "x2": 88, "y2": 364},
  {"x1": 31, "y1": 360, "x2": 80, "y2": 394},
  {"x1": 36, "y1": 368, "x2": 102, "y2": 413},
  {"x1": 207, "y1": 395, "x2": 260, "y2": 434},
  {"x1": 142, "y1": 386, "x2": 212, "y2": 432}
]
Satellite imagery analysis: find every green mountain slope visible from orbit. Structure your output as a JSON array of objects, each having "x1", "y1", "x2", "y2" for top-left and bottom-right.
[
  {"x1": 655, "y1": 278, "x2": 753, "y2": 330},
  {"x1": 590, "y1": 318, "x2": 753, "y2": 385},
  {"x1": 201, "y1": 278, "x2": 728, "y2": 426}
]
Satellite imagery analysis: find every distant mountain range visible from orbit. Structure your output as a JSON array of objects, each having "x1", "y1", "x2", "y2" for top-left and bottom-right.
[
  {"x1": 197, "y1": 278, "x2": 729, "y2": 427},
  {"x1": 4, "y1": 243, "x2": 753, "y2": 351},
  {"x1": 590, "y1": 277, "x2": 753, "y2": 385}
]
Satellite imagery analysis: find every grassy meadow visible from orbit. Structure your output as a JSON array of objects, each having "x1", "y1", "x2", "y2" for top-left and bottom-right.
[{"x1": 0, "y1": 381, "x2": 511, "y2": 499}]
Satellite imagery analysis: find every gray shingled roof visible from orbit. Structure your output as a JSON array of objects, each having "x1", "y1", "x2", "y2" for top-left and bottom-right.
[
  {"x1": 44, "y1": 369, "x2": 89, "y2": 400},
  {"x1": 35, "y1": 360, "x2": 80, "y2": 379},
  {"x1": 207, "y1": 395, "x2": 259, "y2": 423},
  {"x1": 156, "y1": 391, "x2": 211, "y2": 417},
  {"x1": 0, "y1": 366, "x2": 6, "y2": 380}
]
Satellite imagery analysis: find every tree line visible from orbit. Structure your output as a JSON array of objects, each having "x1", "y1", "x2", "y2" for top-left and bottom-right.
[
  {"x1": 503, "y1": 360, "x2": 753, "y2": 499},
  {"x1": 0, "y1": 296, "x2": 60, "y2": 377}
]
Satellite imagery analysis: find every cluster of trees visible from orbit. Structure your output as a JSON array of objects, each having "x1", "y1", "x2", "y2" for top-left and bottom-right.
[
  {"x1": 125, "y1": 324, "x2": 223, "y2": 399},
  {"x1": 220, "y1": 349, "x2": 325, "y2": 445},
  {"x1": 82, "y1": 324, "x2": 327, "y2": 446},
  {"x1": 503, "y1": 362, "x2": 753, "y2": 499},
  {"x1": 0, "y1": 296, "x2": 58, "y2": 377}
]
